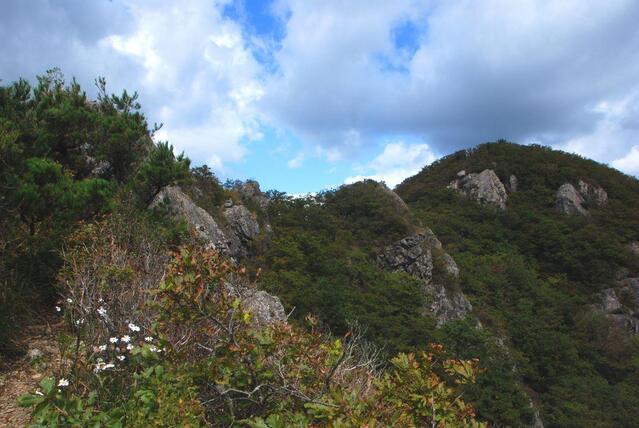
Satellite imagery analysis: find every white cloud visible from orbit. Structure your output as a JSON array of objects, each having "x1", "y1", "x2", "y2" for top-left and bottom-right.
[
  {"x1": 612, "y1": 146, "x2": 639, "y2": 175},
  {"x1": 263, "y1": 0, "x2": 639, "y2": 166},
  {"x1": 0, "y1": 0, "x2": 266, "y2": 176},
  {"x1": 102, "y1": 0, "x2": 265, "y2": 172},
  {"x1": 3, "y1": 0, "x2": 639, "y2": 181},
  {"x1": 287, "y1": 152, "x2": 304, "y2": 168},
  {"x1": 345, "y1": 141, "x2": 438, "y2": 187}
]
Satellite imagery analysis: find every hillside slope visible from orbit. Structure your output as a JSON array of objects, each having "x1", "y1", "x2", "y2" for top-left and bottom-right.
[{"x1": 397, "y1": 141, "x2": 639, "y2": 427}]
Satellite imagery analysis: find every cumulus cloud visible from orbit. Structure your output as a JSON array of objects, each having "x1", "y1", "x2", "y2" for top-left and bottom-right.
[
  {"x1": 612, "y1": 146, "x2": 639, "y2": 175},
  {"x1": 0, "y1": 0, "x2": 265, "y2": 173},
  {"x1": 2, "y1": 0, "x2": 639, "y2": 183},
  {"x1": 263, "y1": 0, "x2": 639, "y2": 165},
  {"x1": 345, "y1": 141, "x2": 438, "y2": 187}
]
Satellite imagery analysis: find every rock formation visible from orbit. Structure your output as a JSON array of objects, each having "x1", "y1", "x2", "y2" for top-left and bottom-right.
[
  {"x1": 233, "y1": 180, "x2": 270, "y2": 210},
  {"x1": 242, "y1": 290, "x2": 287, "y2": 328},
  {"x1": 509, "y1": 174, "x2": 518, "y2": 193},
  {"x1": 378, "y1": 231, "x2": 472, "y2": 325},
  {"x1": 150, "y1": 186, "x2": 284, "y2": 328},
  {"x1": 448, "y1": 169, "x2": 508, "y2": 209},
  {"x1": 223, "y1": 203, "x2": 261, "y2": 259},
  {"x1": 556, "y1": 180, "x2": 607, "y2": 216},
  {"x1": 150, "y1": 186, "x2": 231, "y2": 253},
  {"x1": 577, "y1": 180, "x2": 608, "y2": 206},
  {"x1": 591, "y1": 279, "x2": 639, "y2": 335}
]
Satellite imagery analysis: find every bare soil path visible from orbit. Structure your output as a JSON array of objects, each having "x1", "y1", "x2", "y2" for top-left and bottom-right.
[{"x1": 0, "y1": 320, "x2": 62, "y2": 427}]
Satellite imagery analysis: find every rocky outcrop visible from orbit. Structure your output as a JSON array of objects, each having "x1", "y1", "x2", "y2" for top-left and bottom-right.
[
  {"x1": 556, "y1": 180, "x2": 607, "y2": 216},
  {"x1": 509, "y1": 174, "x2": 518, "y2": 193},
  {"x1": 150, "y1": 186, "x2": 231, "y2": 253},
  {"x1": 378, "y1": 231, "x2": 472, "y2": 325},
  {"x1": 556, "y1": 183, "x2": 587, "y2": 216},
  {"x1": 448, "y1": 169, "x2": 508, "y2": 209},
  {"x1": 150, "y1": 186, "x2": 265, "y2": 261},
  {"x1": 233, "y1": 180, "x2": 270, "y2": 210},
  {"x1": 591, "y1": 281, "x2": 639, "y2": 335},
  {"x1": 577, "y1": 180, "x2": 608, "y2": 206},
  {"x1": 223, "y1": 203, "x2": 261, "y2": 259}
]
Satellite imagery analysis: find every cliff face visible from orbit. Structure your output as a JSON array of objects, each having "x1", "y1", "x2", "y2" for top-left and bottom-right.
[
  {"x1": 378, "y1": 231, "x2": 472, "y2": 325},
  {"x1": 149, "y1": 185, "x2": 284, "y2": 328},
  {"x1": 556, "y1": 180, "x2": 607, "y2": 216},
  {"x1": 150, "y1": 185, "x2": 264, "y2": 261}
]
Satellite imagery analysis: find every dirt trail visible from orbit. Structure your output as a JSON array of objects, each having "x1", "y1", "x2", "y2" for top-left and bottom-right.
[{"x1": 0, "y1": 321, "x2": 62, "y2": 427}]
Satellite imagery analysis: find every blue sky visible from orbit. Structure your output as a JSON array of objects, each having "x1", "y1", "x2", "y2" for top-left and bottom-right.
[{"x1": 2, "y1": 0, "x2": 639, "y2": 193}]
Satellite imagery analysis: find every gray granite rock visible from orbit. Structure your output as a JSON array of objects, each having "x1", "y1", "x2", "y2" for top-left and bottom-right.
[
  {"x1": 448, "y1": 169, "x2": 508, "y2": 209},
  {"x1": 378, "y1": 231, "x2": 472, "y2": 325}
]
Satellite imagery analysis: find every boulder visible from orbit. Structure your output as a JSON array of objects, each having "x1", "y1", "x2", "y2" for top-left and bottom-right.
[
  {"x1": 448, "y1": 169, "x2": 508, "y2": 209},
  {"x1": 242, "y1": 290, "x2": 287, "y2": 328},
  {"x1": 378, "y1": 231, "x2": 472, "y2": 325},
  {"x1": 223, "y1": 204, "x2": 261, "y2": 259},
  {"x1": 150, "y1": 186, "x2": 231, "y2": 254}
]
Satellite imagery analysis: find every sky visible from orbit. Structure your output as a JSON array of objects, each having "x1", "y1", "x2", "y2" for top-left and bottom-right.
[{"x1": 1, "y1": 0, "x2": 639, "y2": 194}]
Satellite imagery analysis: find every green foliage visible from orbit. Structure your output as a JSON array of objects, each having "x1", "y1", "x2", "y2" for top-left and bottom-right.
[
  {"x1": 134, "y1": 141, "x2": 190, "y2": 203},
  {"x1": 397, "y1": 140, "x2": 639, "y2": 426},
  {"x1": 20, "y1": 244, "x2": 484, "y2": 427},
  {"x1": 0, "y1": 70, "x2": 164, "y2": 357}
]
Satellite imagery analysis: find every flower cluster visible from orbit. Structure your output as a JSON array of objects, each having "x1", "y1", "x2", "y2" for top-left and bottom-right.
[{"x1": 91, "y1": 321, "x2": 165, "y2": 373}]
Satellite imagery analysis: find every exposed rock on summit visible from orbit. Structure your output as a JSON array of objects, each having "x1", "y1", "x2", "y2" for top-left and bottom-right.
[
  {"x1": 233, "y1": 180, "x2": 270, "y2": 210},
  {"x1": 150, "y1": 186, "x2": 231, "y2": 253},
  {"x1": 448, "y1": 169, "x2": 508, "y2": 209},
  {"x1": 378, "y1": 231, "x2": 472, "y2": 325}
]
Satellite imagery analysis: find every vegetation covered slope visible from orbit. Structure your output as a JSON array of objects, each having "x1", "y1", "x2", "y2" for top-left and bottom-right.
[
  {"x1": 1, "y1": 72, "x2": 486, "y2": 427},
  {"x1": 397, "y1": 141, "x2": 639, "y2": 427}
]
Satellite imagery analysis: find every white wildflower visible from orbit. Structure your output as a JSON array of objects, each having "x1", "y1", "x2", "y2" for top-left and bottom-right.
[
  {"x1": 149, "y1": 345, "x2": 158, "y2": 353},
  {"x1": 117, "y1": 355, "x2": 125, "y2": 361},
  {"x1": 128, "y1": 322, "x2": 140, "y2": 332},
  {"x1": 35, "y1": 390, "x2": 44, "y2": 396},
  {"x1": 144, "y1": 336, "x2": 153, "y2": 342},
  {"x1": 74, "y1": 319, "x2": 84, "y2": 326},
  {"x1": 98, "y1": 298, "x2": 104, "y2": 303},
  {"x1": 126, "y1": 344, "x2": 134, "y2": 351},
  {"x1": 121, "y1": 335, "x2": 131, "y2": 343},
  {"x1": 97, "y1": 307, "x2": 107, "y2": 317},
  {"x1": 55, "y1": 306, "x2": 61, "y2": 312},
  {"x1": 57, "y1": 378, "x2": 69, "y2": 387},
  {"x1": 66, "y1": 298, "x2": 73, "y2": 304},
  {"x1": 109, "y1": 337, "x2": 118, "y2": 343},
  {"x1": 98, "y1": 344, "x2": 107, "y2": 352}
]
